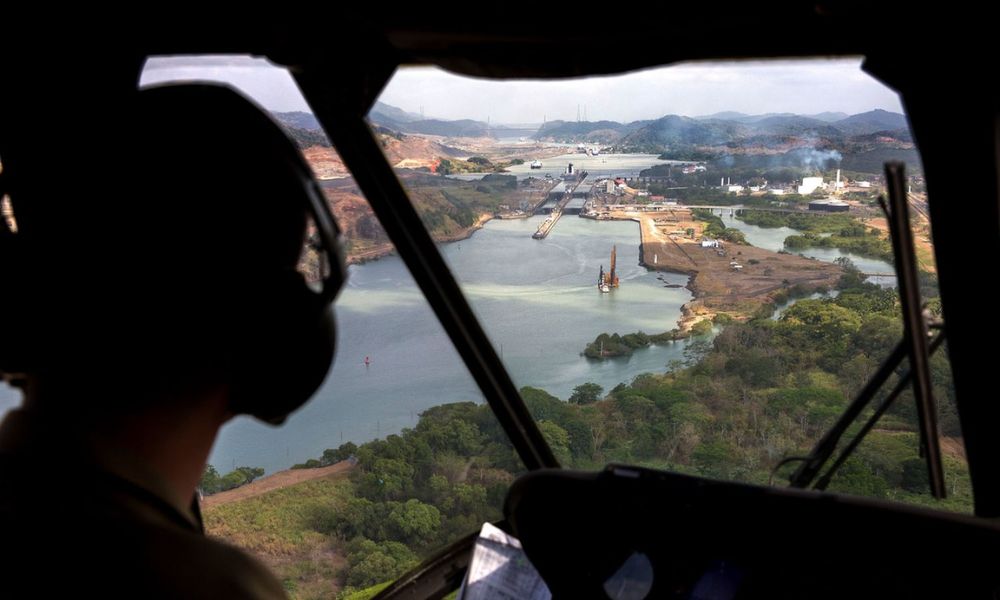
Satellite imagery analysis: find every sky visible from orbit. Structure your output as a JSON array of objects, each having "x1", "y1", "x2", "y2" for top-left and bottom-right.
[{"x1": 142, "y1": 55, "x2": 904, "y2": 125}]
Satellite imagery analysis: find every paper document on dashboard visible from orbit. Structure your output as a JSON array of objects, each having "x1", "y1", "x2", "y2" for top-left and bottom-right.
[{"x1": 457, "y1": 522, "x2": 551, "y2": 600}]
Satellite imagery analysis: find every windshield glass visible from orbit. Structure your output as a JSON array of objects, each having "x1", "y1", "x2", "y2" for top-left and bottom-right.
[{"x1": 370, "y1": 58, "x2": 970, "y2": 513}]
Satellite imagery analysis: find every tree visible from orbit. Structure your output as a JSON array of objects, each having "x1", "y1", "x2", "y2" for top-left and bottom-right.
[
  {"x1": 356, "y1": 215, "x2": 383, "y2": 240},
  {"x1": 322, "y1": 441, "x2": 359, "y2": 465},
  {"x1": 355, "y1": 457, "x2": 415, "y2": 500},
  {"x1": 200, "y1": 465, "x2": 264, "y2": 495},
  {"x1": 335, "y1": 497, "x2": 380, "y2": 540},
  {"x1": 901, "y1": 458, "x2": 930, "y2": 493},
  {"x1": 569, "y1": 382, "x2": 603, "y2": 404},
  {"x1": 199, "y1": 465, "x2": 221, "y2": 495},
  {"x1": 828, "y1": 458, "x2": 889, "y2": 499},
  {"x1": 693, "y1": 440, "x2": 733, "y2": 476},
  {"x1": 234, "y1": 466, "x2": 264, "y2": 483},
  {"x1": 387, "y1": 499, "x2": 441, "y2": 545},
  {"x1": 344, "y1": 538, "x2": 417, "y2": 589},
  {"x1": 537, "y1": 420, "x2": 572, "y2": 465},
  {"x1": 450, "y1": 483, "x2": 488, "y2": 515}
]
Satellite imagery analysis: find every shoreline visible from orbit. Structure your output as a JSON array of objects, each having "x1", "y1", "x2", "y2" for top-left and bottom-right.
[
  {"x1": 345, "y1": 213, "x2": 494, "y2": 265},
  {"x1": 345, "y1": 207, "x2": 842, "y2": 335},
  {"x1": 623, "y1": 209, "x2": 842, "y2": 330}
]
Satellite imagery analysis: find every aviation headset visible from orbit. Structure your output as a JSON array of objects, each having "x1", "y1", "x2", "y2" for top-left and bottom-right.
[{"x1": 0, "y1": 83, "x2": 346, "y2": 425}]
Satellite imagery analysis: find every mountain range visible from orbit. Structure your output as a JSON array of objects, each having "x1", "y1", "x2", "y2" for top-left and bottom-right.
[
  {"x1": 275, "y1": 103, "x2": 916, "y2": 173},
  {"x1": 534, "y1": 109, "x2": 908, "y2": 149},
  {"x1": 282, "y1": 102, "x2": 907, "y2": 146}
]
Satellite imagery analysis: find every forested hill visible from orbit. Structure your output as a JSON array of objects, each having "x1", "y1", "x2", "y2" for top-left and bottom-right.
[
  {"x1": 258, "y1": 263, "x2": 967, "y2": 597},
  {"x1": 531, "y1": 109, "x2": 909, "y2": 145},
  {"x1": 529, "y1": 109, "x2": 916, "y2": 173},
  {"x1": 277, "y1": 101, "x2": 914, "y2": 175}
]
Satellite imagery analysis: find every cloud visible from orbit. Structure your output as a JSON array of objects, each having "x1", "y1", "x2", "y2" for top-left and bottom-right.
[
  {"x1": 141, "y1": 55, "x2": 905, "y2": 125},
  {"x1": 380, "y1": 59, "x2": 904, "y2": 124}
]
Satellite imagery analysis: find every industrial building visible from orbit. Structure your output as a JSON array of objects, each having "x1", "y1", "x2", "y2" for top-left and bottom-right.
[
  {"x1": 798, "y1": 176, "x2": 827, "y2": 195},
  {"x1": 809, "y1": 199, "x2": 850, "y2": 212}
]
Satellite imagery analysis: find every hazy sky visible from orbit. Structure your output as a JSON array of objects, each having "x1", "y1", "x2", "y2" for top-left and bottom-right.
[{"x1": 142, "y1": 56, "x2": 903, "y2": 124}]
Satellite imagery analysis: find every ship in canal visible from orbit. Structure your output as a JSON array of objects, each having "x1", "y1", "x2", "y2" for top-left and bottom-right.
[{"x1": 597, "y1": 245, "x2": 619, "y2": 292}]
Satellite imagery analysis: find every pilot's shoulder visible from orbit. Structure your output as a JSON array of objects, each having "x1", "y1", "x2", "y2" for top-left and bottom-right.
[{"x1": 142, "y1": 526, "x2": 289, "y2": 599}]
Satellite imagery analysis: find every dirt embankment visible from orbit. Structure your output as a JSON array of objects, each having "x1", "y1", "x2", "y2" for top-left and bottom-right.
[
  {"x1": 383, "y1": 134, "x2": 568, "y2": 168},
  {"x1": 619, "y1": 208, "x2": 843, "y2": 329},
  {"x1": 300, "y1": 136, "x2": 569, "y2": 266},
  {"x1": 380, "y1": 135, "x2": 465, "y2": 170},
  {"x1": 322, "y1": 186, "x2": 492, "y2": 265},
  {"x1": 862, "y1": 202, "x2": 936, "y2": 273},
  {"x1": 301, "y1": 146, "x2": 350, "y2": 179},
  {"x1": 301, "y1": 133, "x2": 466, "y2": 177},
  {"x1": 303, "y1": 131, "x2": 568, "y2": 180},
  {"x1": 202, "y1": 461, "x2": 354, "y2": 509},
  {"x1": 303, "y1": 145, "x2": 503, "y2": 265}
]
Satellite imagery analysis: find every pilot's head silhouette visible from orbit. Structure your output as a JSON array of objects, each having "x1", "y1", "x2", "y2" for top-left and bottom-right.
[{"x1": 0, "y1": 82, "x2": 345, "y2": 597}]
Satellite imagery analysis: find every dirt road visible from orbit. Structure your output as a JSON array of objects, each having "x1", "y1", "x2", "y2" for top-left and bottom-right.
[{"x1": 202, "y1": 461, "x2": 353, "y2": 509}]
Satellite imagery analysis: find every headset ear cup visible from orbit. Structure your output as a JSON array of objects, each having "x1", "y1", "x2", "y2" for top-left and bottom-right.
[{"x1": 228, "y1": 276, "x2": 336, "y2": 425}]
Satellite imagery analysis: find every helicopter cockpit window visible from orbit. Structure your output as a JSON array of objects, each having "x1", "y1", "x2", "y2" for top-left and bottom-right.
[
  {"x1": 133, "y1": 56, "x2": 526, "y2": 597},
  {"x1": 369, "y1": 59, "x2": 971, "y2": 513}
]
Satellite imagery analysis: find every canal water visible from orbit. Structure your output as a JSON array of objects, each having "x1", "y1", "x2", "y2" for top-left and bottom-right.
[
  {"x1": 0, "y1": 198, "x2": 900, "y2": 475},
  {"x1": 208, "y1": 215, "x2": 697, "y2": 473},
  {"x1": 716, "y1": 211, "x2": 897, "y2": 285}
]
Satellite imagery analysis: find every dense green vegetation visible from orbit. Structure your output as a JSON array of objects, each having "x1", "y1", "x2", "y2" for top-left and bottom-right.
[
  {"x1": 583, "y1": 322, "x2": 714, "y2": 359},
  {"x1": 436, "y1": 157, "x2": 524, "y2": 175},
  {"x1": 737, "y1": 210, "x2": 894, "y2": 263},
  {"x1": 647, "y1": 183, "x2": 812, "y2": 208},
  {"x1": 840, "y1": 146, "x2": 922, "y2": 174},
  {"x1": 784, "y1": 231, "x2": 893, "y2": 263},
  {"x1": 199, "y1": 465, "x2": 265, "y2": 495},
  {"x1": 322, "y1": 261, "x2": 963, "y2": 591},
  {"x1": 291, "y1": 443, "x2": 358, "y2": 470},
  {"x1": 284, "y1": 125, "x2": 332, "y2": 149},
  {"x1": 318, "y1": 402, "x2": 521, "y2": 597},
  {"x1": 212, "y1": 254, "x2": 964, "y2": 598},
  {"x1": 693, "y1": 209, "x2": 748, "y2": 244},
  {"x1": 738, "y1": 210, "x2": 858, "y2": 233},
  {"x1": 642, "y1": 156, "x2": 843, "y2": 188},
  {"x1": 401, "y1": 174, "x2": 521, "y2": 234},
  {"x1": 656, "y1": 147, "x2": 719, "y2": 161},
  {"x1": 338, "y1": 583, "x2": 391, "y2": 600},
  {"x1": 569, "y1": 383, "x2": 604, "y2": 404},
  {"x1": 205, "y1": 476, "x2": 355, "y2": 599}
]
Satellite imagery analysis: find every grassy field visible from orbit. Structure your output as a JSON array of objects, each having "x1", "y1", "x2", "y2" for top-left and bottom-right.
[
  {"x1": 204, "y1": 475, "x2": 353, "y2": 599},
  {"x1": 339, "y1": 582, "x2": 392, "y2": 600}
]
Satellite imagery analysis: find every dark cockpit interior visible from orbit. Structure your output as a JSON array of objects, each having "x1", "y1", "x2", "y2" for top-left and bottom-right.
[{"x1": 2, "y1": 9, "x2": 1000, "y2": 599}]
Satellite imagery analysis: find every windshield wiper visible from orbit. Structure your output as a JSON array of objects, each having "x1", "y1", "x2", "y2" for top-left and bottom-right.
[
  {"x1": 815, "y1": 330, "x2": 945, "y2": 490},
  {"x1": 883, "y1": 162, "x2": 946, "y2": 498},
  {"x1": 788, "y1": 163, "x2": 946, "y2": 498}
]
